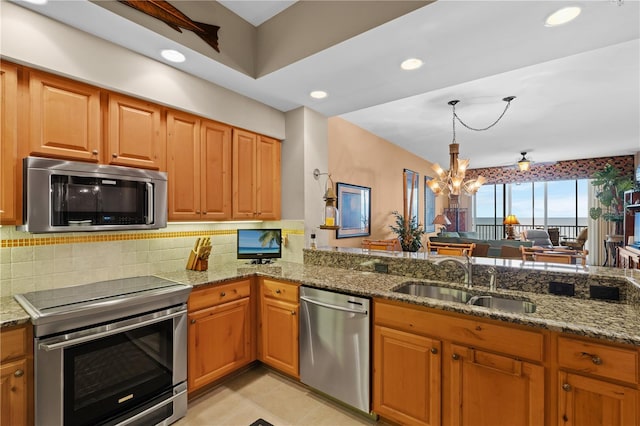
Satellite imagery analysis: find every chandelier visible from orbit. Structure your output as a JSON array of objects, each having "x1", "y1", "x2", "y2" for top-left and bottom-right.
[{"x1": 427, "y1": 96, "x2": 515, "y2": 204}]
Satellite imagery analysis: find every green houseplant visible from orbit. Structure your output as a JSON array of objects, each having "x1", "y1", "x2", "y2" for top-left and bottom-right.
[
  {"x1": 589, "y1": 164, "x2": 634, "y2": 235},
  {"x1": 389, "y1": 210, "x2": 425, "y2": 252}
]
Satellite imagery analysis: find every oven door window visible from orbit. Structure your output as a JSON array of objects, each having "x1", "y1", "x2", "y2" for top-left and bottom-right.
[
  {"x1": 51, "y1": 175, "x2": 149, "y2": 227},
  {"x1": 63, "y1": 319, "x2": 173, "y2": 426}
]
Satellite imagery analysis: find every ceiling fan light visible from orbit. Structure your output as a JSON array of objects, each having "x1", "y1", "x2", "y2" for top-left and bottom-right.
[
  {"x1": 518, "y1": 159, "x2": 531, "y2": 171},
  {"x1": 518, "y1": 152, "x2": 531, "y2": 171}
]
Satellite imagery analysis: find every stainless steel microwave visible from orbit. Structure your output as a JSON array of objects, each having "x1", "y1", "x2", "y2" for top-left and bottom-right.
[{"x1": 19, "y1": 157, "x2": 167, "y2": 233}]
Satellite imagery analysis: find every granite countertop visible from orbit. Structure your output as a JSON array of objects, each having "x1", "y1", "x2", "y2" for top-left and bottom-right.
[
  {"x1": 154, "y1": 261, "x2": 640, "y2": 346},
  {"x1": 3, "y1": 260, "x2": 640, "y2": 347}
]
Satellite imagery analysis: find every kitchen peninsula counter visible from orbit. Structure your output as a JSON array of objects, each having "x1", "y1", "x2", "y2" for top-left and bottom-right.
[{"x1": 3, "y1": 249, "x2": 640, "y2": 347}]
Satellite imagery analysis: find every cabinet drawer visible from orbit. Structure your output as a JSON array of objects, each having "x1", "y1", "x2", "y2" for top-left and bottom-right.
[
  {"x1": 558, "y1": 336, "x2": 638, "y2": 384},
  {"x1": 188, "y1": 279, "x2": 251, "y2": 311},
  {"x1": 374, "y1": 299, "x2": 544, "y2": 362},
  {"x1": 262, "y1": 279, "x2": 299, "y2": 303},
  {"x1": 0, "y1": 326, "x2": 28, "y2": 362}
]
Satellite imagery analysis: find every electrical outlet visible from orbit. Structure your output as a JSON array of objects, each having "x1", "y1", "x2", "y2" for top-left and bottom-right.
[
  {"x1": 374, "y1": 263, "x2": 389, "y2": 274},
  {"x1": 549, "y1": 281, "x2": 575, "y2": 296}
]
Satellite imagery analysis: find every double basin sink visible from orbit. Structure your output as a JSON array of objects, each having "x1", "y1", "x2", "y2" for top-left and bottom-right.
[{"x1": 394, "y1": 282, "x2": 536, "y2": 314}]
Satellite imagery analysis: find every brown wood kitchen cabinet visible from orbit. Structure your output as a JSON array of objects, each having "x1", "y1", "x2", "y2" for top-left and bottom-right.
[
  {"x1": 187, "y1": 279, "x2": 254, "y2": 395},
  {"x1": 258, "y1": 278, "x2": 299, "y2": 378},
  {"x1": 555, "y1": 335, "x2": 639, "y2": 425},
  {"x1": 232, "y1": 129, "x2": 281, "y2": 220},
  {"x1": 167, "y1": 110, "x2": 232, "y2": 221},
  {"x1": 106, "y1": 93, "x2": 164, "y2": 170},
  {"x1": 27, "y1": 69, "x2": 102, "y2": 162},
  {"x1": 0, "y1": 324, "x2": 32, "y2": 426},
  {"x1": 373, "y1": 299, "x2": 547, "y2": 426},
  {"x1": 0, "y1": 61, "x2": 19, "y2": 225},
  {"x1": 373, "y1": 322, "x2": 442, "y2": 425}
]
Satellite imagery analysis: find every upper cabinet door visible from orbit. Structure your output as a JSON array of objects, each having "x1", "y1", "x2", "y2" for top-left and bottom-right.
[
  {"x1": 107, "y1": 93, "x2": 165, "y2": 170},
  {"x1": 232, "y1": 129, "x2": 257, "y2": 219},
  {"x1": 201, "y1": 119, "x2": 232, "y2": 220},
  {"x1": 1, "y1": 62, "x2": 19, "y2": 224},
  {"x1": 28, "y1": 70, "x2": 101, "y2": 161},
  {"x1": 256, "y1": 135, "x2": 281, "y2": 220},
  {"x1": 167, "y1": 110, "x2": 201, "y2": 220}
]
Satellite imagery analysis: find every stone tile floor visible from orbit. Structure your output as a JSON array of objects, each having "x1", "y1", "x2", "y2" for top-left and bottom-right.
[{"x1": 175, "y1": 366, "x2": 382, "y2": 426}]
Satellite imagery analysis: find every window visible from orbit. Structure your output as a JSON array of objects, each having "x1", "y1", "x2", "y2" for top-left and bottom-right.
[{"x1": 474, "y1": 179, "x2": 588, "y2": 240}]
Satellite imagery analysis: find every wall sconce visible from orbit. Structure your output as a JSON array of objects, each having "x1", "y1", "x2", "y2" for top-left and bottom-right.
[
  {"x1": 313, "y1": 169, "x2": 340, "y2": 230},
  {"x1": 503, "y1": 214, "x2": 520, "y2": 239},
  {"x1": 432, "y1": 214, "x2": 451, "y2": 235}
]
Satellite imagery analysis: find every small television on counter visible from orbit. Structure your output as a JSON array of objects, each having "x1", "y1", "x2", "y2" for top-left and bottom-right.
[{"x1": 237, "y1": 228, "x2": 282, "y2": 264}]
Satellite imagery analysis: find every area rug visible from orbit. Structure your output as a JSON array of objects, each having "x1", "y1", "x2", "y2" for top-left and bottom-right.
[{"x1": 249, "y1": 419, "x2": 274, "y2": 426}]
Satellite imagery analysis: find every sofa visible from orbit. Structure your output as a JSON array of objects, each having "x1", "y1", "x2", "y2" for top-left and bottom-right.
[{"x1": 429, "y1": 232, "x2": 533, "y2": 258}]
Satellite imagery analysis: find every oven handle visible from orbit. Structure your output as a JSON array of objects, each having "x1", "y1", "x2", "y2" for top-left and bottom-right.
[
  {"x1": 115, "y1": 387, "x2": 187, "y2": 426},
  {"x1": 38, "y1": 309, "x2": 186, "y2": 351}
]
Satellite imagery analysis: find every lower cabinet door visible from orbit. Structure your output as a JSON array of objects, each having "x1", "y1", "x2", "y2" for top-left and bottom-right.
[
  {"x1": 448, "y1": 345, "x2": 545, "y2": 426},
  {"x1": 558, "y1": 371, "x2": 638, "y2": 426},
  {"x1": 373, "y1": 325, "x2": 441, "y2": 426},
  {"x1": 188, "y1": 297, "x2": 251, "y2": 392},
  {"x1": 0, "y1": 358, "x2": 28, "y2": 426},
  {"x1": 260, "y1": 297, "x2": 298, "y2": 378}
]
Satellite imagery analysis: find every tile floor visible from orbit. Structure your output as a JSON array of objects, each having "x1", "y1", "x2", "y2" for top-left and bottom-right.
[{"x1": 175, "y1": 366, "x2": 382, "y2": 426}]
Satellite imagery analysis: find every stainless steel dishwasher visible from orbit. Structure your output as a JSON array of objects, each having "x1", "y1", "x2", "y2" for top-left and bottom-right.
[{"x1": 299, "y1": 286, "x2": 370, "y2": 413}]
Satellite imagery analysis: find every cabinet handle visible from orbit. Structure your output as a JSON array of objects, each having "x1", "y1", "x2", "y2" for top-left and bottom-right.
[
  {"x1": 220, "y1": 292, "x2": 226, "y2": 297},
  {"x1": 203, "y1": 211, "x2": 207, "y2": 215},
  {"x1": 452, "y1": 353, "x2": 460, "y2": 360},
  {"x1": 581, "y1": 352, "x2": 603, "y2": 365},
  {"x1": 276, "y1": 289, "x2": 281, "y2": 294},
  {"x1": 112, "y1": 153, "x2": 118, "y2": 158},
  {"x1": 190, "y1": 319, "x2": 196, "y2": 324},
  {"x1": 196, "y1": 211, "x2": 201, "y2": 214},
  {"x1": 14, "y1": 369, "x2": 24, "y2": 377},
  {"x1": 430, "y1": 348, "x2": 438, "y2": 355},
  {"x1": 92, "y1": 149, "x2": 98, "y2": 155},
  {"x1": 291, "y1": 311, "x2": 296, "y2": 315},
  {"x1": 562, "y1": 383, "x2": 572, "y2": 392}
]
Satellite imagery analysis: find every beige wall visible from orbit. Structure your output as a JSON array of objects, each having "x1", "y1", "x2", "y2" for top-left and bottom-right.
[{"x1": 327, "y1": 117, "x2": 444, "y2": 248}]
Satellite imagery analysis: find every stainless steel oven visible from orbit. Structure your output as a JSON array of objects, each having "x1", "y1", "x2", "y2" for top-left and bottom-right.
[{"x1": 15, "y1": 276, "x2": 191, "y2": 426}]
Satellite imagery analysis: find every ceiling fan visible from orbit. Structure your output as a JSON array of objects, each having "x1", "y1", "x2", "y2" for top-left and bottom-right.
[{"x1": 499, "y1": 152, "x2": 556, "y2": 171}]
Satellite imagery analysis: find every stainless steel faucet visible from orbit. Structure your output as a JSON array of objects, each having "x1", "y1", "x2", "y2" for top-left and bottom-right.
[{"x1": 432, "y1": 254, "x2": 473, "y2": 288}]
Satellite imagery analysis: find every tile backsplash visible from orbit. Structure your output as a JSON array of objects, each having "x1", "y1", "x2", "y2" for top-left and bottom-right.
[{"x1": 0, "y1": 221, "x2": 304, "y2": 296}]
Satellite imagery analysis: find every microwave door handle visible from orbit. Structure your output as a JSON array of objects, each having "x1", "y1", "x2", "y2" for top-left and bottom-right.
[{"x1": 146, "y1": 182, "x2": 154, "y2": 224}]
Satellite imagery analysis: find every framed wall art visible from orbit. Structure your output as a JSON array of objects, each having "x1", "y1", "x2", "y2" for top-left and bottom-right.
[{"x1": 336, "y1": 182, "x2": 371, "y2": 238}]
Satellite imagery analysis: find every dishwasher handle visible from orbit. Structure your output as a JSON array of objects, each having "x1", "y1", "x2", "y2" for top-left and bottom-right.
[{"x1": 300, "y1": 296, "x2": 368, "y2": 315}]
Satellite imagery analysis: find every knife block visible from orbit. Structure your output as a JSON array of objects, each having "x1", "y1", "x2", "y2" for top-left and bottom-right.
[{"x1": 194, "y1": 259, "x2": 208, "y2": 272}]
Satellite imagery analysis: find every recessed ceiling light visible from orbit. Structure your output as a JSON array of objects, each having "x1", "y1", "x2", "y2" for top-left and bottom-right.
[
  {"x1": 21, "y1": 0, "x2": 48, "y2": 4},
  {"x1": 161, "y1": 49, "x2": 186, "y2": 63},
  {"x1": 400, "y1": 58, "x2": 423, "y2": 71},
  {"x1": 544, "y1": 6, "x2": 581, "y2": 27},
  {"x1": 310, "y1": 91, "x2": 328, "y2": 99}
]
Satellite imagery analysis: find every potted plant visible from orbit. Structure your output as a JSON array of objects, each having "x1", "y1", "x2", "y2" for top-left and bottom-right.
[
  {"x1": 589, "y1": 164, "x2": 634, "y2": 236},
  {"x1": 389, "y1": 210, "x2": 425, "y2": 252}
]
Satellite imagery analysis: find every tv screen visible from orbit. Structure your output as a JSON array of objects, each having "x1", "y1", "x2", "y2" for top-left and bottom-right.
[{"x1": 237, "y1": 229, "x2": 282, "y2": 263}]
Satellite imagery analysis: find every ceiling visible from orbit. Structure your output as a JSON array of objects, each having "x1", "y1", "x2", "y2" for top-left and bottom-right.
[{"x1": 13, "y1": 0, "x2": 640, "y2": 170}]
